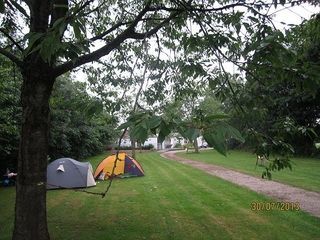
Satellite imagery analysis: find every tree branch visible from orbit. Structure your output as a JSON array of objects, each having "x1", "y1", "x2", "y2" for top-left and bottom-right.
[
  {"x1": 7, "y1": 0, "x2": 30, "y2": 20},
  {"x1": 80, "y1": 1, "x2": 107, "y2": 17},
  {"x1": 127, "y1": 0, "x2": 152, "y2": 28},
  {"x1": 188, "y1": 2, "x2": 247, "y2": 12},
  {"x1": 0, "y1": 48, "x2": 23, "y2": 67},
  {"x1": 128, "y1": 11, "x2": 180, "y2": 39},
  {"x1": 53, "y1": 28, "x2": 133, "y2": 77},
  {"x1": 88, "y1": 21, "x2": 130, "y2": 42},
  {"x1": 53, "y1": 1, "x2": 179, "y2": 77},
  {"x1": 110, "y1": 56, "x2": 140, "y2": 114},
  {"x1": 69, "y1": 0, "x2": 94, "y2": 19},
  {"x1": 50, "y1": 0, "x2": 69, "y2": 27},
  {"x1": 132, "y1": 40, "x2": 148, "y2": 112},
  {"x1": 89, "y1": 13, "x2": 174, "y2": 43},
  {"x1": 0, "y1": 28, "x2": 24, "y2": 52},
  {"x1": 191, "y1": 8, "x2": 268, "y2": 88},
  {"x1": 149, "y1": 1, "x2": 246, "y2": 12}
]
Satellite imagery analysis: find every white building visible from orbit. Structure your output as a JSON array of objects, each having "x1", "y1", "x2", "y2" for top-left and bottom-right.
[{"x1": 119, "y1": 133, "x2": 207, "y2": 150}]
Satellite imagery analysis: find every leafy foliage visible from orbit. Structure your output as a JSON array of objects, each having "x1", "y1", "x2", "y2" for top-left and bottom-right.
[
  {"x1": 0, "y1": 70, "x2": 117, "y2": 173},
  {"x1": 119, "y1": 95, "x2": 245, "y2": 156},
  {"x1": 217, "y1": 14, "x2": 320, "y2": 178},
  {"x1": 49, "y1": 76, "x2": 118, "y2": 160},
  {"x1": 244, "y1": 14, "x2": 319, "y2": 153}
]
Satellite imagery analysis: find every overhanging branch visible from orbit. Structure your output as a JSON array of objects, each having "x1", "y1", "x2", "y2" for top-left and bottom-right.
[
  {"x1": 53, "y1": 26, "x2": 136, "y2": 77},
  {"x1": 0, "y1": 28, "x2": 24, "y2": 52},
  {"x1": 89, "y1": 21, "x2": 131, "y2": 42},
  {"x1": 128, "y1": 11, "x2": 180, "y2": 39},
  {"x1": 53, "y1": 1, "x2": 179, "y2": 77},
  {"x1": 149, "y1": 1, "x2": 246, "y2": 12}
]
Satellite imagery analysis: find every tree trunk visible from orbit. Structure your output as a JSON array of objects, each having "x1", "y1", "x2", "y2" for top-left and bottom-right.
[
  {"x1": 193, "y1": 138, "x2": 199, "y2": 153},
  {"x1": 131, "y1": 137, "x2": 136, "y2": 159},
  {"x1": 137, "y1": 141, "x2": 142, "y2": 153},
  {"x1": 13, "y1": 61, "x2": 55, "y2": 240}
]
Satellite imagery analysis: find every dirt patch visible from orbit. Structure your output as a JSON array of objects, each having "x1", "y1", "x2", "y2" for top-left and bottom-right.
[{"x1": 161, "y1": 150, "x2": 320, "y2": 218}]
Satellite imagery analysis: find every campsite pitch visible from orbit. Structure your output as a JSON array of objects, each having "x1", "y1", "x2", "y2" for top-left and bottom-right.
[{"x1": 0, "y1": 152, "x2": 319, "y2": 240}]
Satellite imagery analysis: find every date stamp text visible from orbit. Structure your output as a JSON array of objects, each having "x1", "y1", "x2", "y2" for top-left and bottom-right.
[{"x1": 250, "y1": 201, "x2": 300, "y2": 211}]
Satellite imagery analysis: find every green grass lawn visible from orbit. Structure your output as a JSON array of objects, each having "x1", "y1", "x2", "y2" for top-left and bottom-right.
[
  {"x1": 0, "y1": 152, "x2": 319, "y2": 240},
  {"x1": 178, "y1": 150, "x2": 320, "y2": 192}
]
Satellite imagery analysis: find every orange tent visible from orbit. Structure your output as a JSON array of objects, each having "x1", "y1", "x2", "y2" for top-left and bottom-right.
[{"x1": 94, "y1": 153, "x2": 144, "y2": 179}]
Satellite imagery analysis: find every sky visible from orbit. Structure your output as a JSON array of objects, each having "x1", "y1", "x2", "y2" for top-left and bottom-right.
[{"x1": 270, "y1": 3, "x2": 318, "y2": 27}]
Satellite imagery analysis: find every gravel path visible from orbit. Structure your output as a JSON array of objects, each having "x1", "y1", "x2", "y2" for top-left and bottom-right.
[{"x1": 160, "y1": 150, "x2": 320, "y2": 218}]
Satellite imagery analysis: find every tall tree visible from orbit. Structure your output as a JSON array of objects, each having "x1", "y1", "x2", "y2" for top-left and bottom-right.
[
  {"x1": 0, "y1": 1, "x2": 317, "y2": 239},
  {"x1": 232, "y1": 14, "x2": 320, "y2": 156},
  {"x1": 49, "y1": 76, "x2": 117, "y2": 160}
]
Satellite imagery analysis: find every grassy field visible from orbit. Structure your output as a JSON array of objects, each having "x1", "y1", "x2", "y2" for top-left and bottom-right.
[
  {"x1": 0, "y1": 152, "x2": 319, "y2": 240},
  {"x1": 178, "y1": 150, "x2": 320, "y2": 192}
]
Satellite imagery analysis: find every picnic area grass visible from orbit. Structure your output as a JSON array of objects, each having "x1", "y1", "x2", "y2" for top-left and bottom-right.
[
  {"x1": 178, "y1": 150, "x2": 320, "y2": 192},
  {"x1": 0, "y1": 152, "x2": 319, "y2": 240}
]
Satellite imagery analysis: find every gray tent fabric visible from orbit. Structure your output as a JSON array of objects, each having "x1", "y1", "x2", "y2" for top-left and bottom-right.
[{"x1": 47, "y1": 158, "x2": 96, "y2": 189}]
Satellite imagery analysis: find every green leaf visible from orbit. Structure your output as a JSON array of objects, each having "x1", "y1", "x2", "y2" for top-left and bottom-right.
[
  {"x1": 52, "y1": 17, "x2": 65, "y2": 29},
  {"x1": 128, "y1": 112, "x2": 147, "y2": 123},
  {"x1": 24, "y1": 32, "x2": 45, "y2": 56},
  {"x1": 179, "y1": 127, "x2": 199, "y2": 141},
  {"x1": 147, "y1": 115, "x2": 162, "y2": 129},
  {"x1": 118, "y1": 121, "x2": 132, "y2": 130},
  {"x1": 131, "y1": 125, "x2": 148, "y2": 143},
  {"x1": 224, "y1": 125, "x2": 245, "y2": 143},
  {"x1": 71, "y1": 19, "x2": 85, "y2": 40},
  {"x1": 157, "y1": 121, "x2": 171, "y2": 143},
  {"x1": 205, "y1": 114, "x2": 229, "y2": 121},
  {"x1": 308, "y1": 128, "x2": 318, "y2": 138},
  {"x1": 248, "y1": 16, "x2": 259, "y2": 24},
  {"x1": 150, "y1": 128, "x2": 157, "y2": 135},
  {"x1": 84, "y1": 100, "x2": 103, "y2": 117},
  {"x1": 39, "y1": 35, "x2": 60, "y2": 63},
  {"x1": 203, "y1": 131, "x2": 227, "y2": 156},
  {"x1": 235, "y1": 23, "x2": 241, "y2": 34},
  {"x1": 114, "y1": 103, "x2": 120, "y2": 112}
]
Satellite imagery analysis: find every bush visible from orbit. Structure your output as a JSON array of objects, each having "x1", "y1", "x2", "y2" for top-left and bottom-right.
[
  {"x1": 142, "y1": 144, "x2": 154, "y2": 150},
  {"x1": 114, "y1": 146, "x2": 133, "y2": 150},
  {"x1": 182, "y1": 143, "x2": 193, "y2": 149}
]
